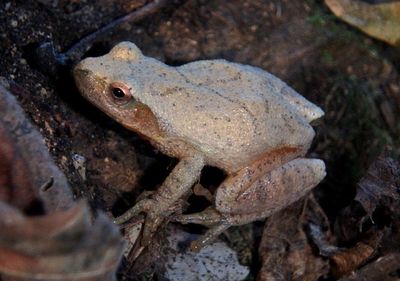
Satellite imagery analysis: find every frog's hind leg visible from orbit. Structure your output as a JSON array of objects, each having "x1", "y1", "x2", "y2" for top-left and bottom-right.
[
  {"x1": 176, "y1": 146, "x2": 305, "y2": 225},
  {"x1": 215, "y1": 158, "x2": 325, "y2": 216},
  {"x1": 177, "y1": 156, "x2": 326, "y2": 250}
]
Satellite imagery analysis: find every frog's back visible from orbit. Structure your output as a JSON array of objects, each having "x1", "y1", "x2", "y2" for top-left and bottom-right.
[
  {"x1": 140, "y1": 59, "x2": 318, "y2": 172},
  {"x1": 177, "y1": 59, "x2": 324, "y2": 122}
]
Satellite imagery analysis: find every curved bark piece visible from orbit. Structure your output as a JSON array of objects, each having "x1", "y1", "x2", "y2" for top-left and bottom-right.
[
  {"x1": 0, "y1": 79, "x2": 124, "y2": 280},
  {"x1": 325, "y1": 0, "x2": 400, "y2": 46},
  {"x1": 0, "y1": 80, "x2": 73, "y2": 211}
]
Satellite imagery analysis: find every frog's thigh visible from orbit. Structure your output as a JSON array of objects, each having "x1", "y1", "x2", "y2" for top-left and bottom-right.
[
  {"x1": 213, "y1": 145, "x2": 304, "y2": 213},
  {"x1": 215, "y1": 158, "x2": 326, "y2": 220}
]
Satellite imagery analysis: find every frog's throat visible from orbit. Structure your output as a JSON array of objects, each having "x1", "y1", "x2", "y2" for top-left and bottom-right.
[{"x1": 121, "y1": 102, "x2": 164, "y2": 142}]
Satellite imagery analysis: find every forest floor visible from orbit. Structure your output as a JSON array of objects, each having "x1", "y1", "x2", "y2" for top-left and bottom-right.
[{"x1": 0, "y1": 0, "x2": 399, "y2": 280}]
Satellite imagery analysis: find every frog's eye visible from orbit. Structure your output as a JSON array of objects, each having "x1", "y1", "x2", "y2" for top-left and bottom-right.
[{"x1": 109, "y1": 82, "x2": 133, "y2": 105}]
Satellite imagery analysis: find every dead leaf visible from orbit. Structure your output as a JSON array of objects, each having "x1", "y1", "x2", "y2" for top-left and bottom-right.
[
  {"x1": 309, "y1": 223, "x2": 340, "y2": 258},
  {"x1": 0, "y1": 123, "x2": 36, "y2": 211},
  {"x1": 355, "y1": 154, "x2": 400, "y2": 217},
  {"x1": 0, "y1": 202, "x2": 124, "y2": 281},
  {"x1": 332, "y1": 151, "x2": 400, "y2": 279},
  {"x1": 334, "y1": 202, "x2": 368, "y2": 244},
  {"x1": 337, "y1": 252, "x2": 400, "y2": 281},
  {"x1": 258, "y1": 195, "x2": 330, "y2": 281},
  {"x1": 330, "y1": 230, "x2": 383, "y2": 278},
  {"x1": 325, "y1": 0, "x2": 400, "y2": 46},
  {"x1": 333, "y1": 153, "x2": 400, "y2": 244},
  {"x1": 0, "y1": 80, "x2": 124, "y2": 280},
  {"x1": 162, "y1": 226, "x2": 249, "y2": 281},
  {"x1": 0, "y1": 80, "x2": 74, "y2": 211}
]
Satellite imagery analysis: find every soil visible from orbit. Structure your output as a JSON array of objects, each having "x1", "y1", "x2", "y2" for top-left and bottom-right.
[{"x1": 0, "y1": 0, "x2": 399, "y2": 280}]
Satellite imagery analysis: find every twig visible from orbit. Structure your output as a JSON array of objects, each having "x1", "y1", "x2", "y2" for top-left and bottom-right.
[
  {"x1": 34, "y1": 0, "x2": 183, "y2": 73},
  {"x1": 65, "y1": 0, "x2": 177, "y2": 64}
]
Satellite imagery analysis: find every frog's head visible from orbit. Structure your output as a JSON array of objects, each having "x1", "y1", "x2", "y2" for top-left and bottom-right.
[{"x1": 74, "y1": 42, "x2": 161, "y2": 137}]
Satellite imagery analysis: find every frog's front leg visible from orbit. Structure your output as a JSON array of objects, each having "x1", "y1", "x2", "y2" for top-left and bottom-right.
[
  {"x1": 178, "y1": 157, "x2": 326, "y2": 250},
  {"x1": 115, "y1": 154, "x2": 205, "y2": 245}
]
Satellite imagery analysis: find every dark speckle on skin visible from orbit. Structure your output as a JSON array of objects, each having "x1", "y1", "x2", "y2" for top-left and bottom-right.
[
  {"x1": 176, "y1": 67, "x2": 261, "y2": 139},
  {"x1": 264, "y1": 99, "x2": 270, "y2": 114}
]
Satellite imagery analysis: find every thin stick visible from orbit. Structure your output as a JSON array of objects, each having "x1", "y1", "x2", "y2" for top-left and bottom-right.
[{"x1": 66, "y1": 0, "x2": 177, "y2": 64}]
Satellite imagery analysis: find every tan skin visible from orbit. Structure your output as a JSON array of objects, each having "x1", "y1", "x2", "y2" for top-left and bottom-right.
[{"x1": 74, "y1": 42, "x2": 326, "y2": 250}]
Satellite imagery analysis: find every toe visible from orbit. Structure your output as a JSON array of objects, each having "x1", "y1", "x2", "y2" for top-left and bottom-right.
[
  {"x1": 114, "y1": 198, "x2": 154, "y2": 224},
  {"x1": 140, "y1": 212, "x2": 164, "y2": 246}
]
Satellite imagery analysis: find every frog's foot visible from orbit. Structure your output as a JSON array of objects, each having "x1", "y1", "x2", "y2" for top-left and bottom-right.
[
  {"x1": 175, "y1": 209, "x2": 260, "y2": 251},
  {"x1": 116, "y1": 155, "x2": 205, "y2": 246},
  {"x1": 114, "y1": 190, "x2": 162, "y2": 225},
  {"x1": 136, "y1": 190, "x2": 155, "y2": 201},
  {"x1": 140, "y1": 210, "x2": 164, "y2": 245},
  {"x1": 190, "y1": 223, "x2": 231, "y2": 252},
  {"x1": 140, "y1": 197, "x2": 189, "y2": 246},
  {"x1": 175, "y1": 208, "x2": 230, "y2": 251},
  {"x1": 114, "y1": 198, "x2": 155, "y2": 224},
  {"x1": 116, "y1": 197, "x2": 186, "y2": 246},
  {"x1": 114, "y1": 200, "x2": 174, "y2": 246},
  {"x1": 175, "y1": 207, "x2": 223, "y2": 226}
]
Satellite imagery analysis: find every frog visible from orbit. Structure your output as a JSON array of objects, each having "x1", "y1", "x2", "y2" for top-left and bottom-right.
[{"x1": 74, "y1": 41, "x2": 326, "y2": 250}]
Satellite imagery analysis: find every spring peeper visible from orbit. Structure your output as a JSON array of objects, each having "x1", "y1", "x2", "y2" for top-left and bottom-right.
[{"x1": 74, "y1": 42, "x2": 326, "y2": 250}]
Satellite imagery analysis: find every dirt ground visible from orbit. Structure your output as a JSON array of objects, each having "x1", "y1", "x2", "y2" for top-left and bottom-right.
[{"x1": 0, "y1": 0, "x2": 399, "y2": 280}]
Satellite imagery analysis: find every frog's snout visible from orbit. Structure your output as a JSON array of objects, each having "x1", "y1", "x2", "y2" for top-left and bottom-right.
[
  {"x1": 73, "y1": 63, "x2": 90, "y2": 84},
  {"x1": 73, "y1": 62, "x2": 95, "y2": 97}
]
